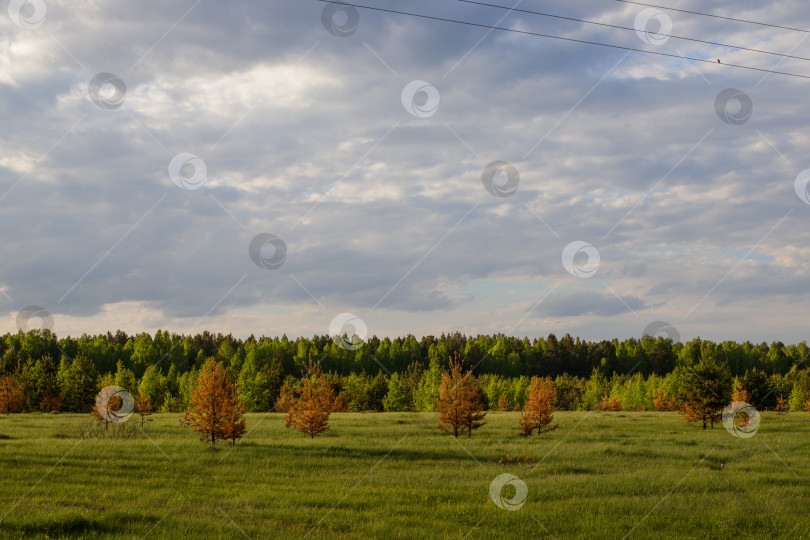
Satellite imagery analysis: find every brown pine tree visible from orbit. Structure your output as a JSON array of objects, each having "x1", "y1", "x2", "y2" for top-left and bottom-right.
[
  {"x1": 436, "y1": 355, "x2": 486, "y2": 438},
  {"x1": 183, "y1": 358, "x2": 237, "y2": 448},
  {"x1": 518, "y1": 377, "x2": 558, "y2": 436},
  {"x1": 599, "y1": 393, "x2": 621, "y2": 411},
  {"x1": 135, "y1": 392, "x2": 153, "y2": 429},
  {"x1": 732, "y1": 380, "x2": 752, "y2": 403},
  {"x1": 40, "y1": 391, "x2": 63, "y2": 412},
  {"x1": 285, "y1": 356, "x2": 333, "y2": 439},
  {"x1": 776, "y1": 395, "x2": 788, "y2": 415},
  {"x1": 497, "y1": 393, "x2": 510, "y2": 412},
  {"x1": 0, "y1": 375, "x2": 24, "y2": 415},
  {"x1": 221, "y1": 384, "x2": 247, "y2": 446},
  {"x1": 652, "y1": 389, "x2": 676, "y2": 411}
]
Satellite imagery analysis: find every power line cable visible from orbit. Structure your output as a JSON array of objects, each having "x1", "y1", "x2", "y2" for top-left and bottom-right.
[
  {"x1": 316, "y1": 0, "x2": 810, "y2": 80},
  {"x1": 458, "y1": 0, "x2": 810, "y2": 62},
  {"x1": 611, "y1": 0, "x2": 810, "y2": 34}
]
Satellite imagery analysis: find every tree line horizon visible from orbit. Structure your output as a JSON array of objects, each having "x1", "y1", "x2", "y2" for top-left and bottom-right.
[{"x1": 1, "y1": 328, "x2": 809, "y2": 417}]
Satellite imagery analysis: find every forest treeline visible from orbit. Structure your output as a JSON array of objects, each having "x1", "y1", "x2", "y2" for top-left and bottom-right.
[{"x1": 1, "y1": 329, "x2": 809, "y2": 415}]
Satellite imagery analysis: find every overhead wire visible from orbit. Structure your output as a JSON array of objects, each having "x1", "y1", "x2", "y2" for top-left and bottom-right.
[
  {"x1": 457, "y1": 0, "x2": 810, "y2": 63},
  {"x1": 316, "y1": 0, "x2": 810, "y2": 80},
  {"x1": 611, "y1": 0, "x2": 810, "y2": 34}
]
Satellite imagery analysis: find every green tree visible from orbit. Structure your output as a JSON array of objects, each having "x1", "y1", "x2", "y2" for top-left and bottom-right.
[
  {"x1": 113, "y1": 361, "x2": 139, "y2": 397},
  {"x1": 139, "y1": 365, "x2": 167, "y2": 411},
  {"x1": 57, "y1": 355, "x2": 99, "y2": 412},
  {"x1": 677, "y1": 358, "x2": 733, "y2": 429},
  {"x1": 414, "y1": 354, "x2": 443, "y2": 412},
  {"x1": 382, "y1": 373, "x2": 409, "y2": 412}
]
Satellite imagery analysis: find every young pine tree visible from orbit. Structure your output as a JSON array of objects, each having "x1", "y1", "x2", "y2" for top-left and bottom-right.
[
  {"x1": 135, "y1": 392, "x2": 153, "y2": 429},
  {"x1": 436, "y1": 355, "x2": 486, "y2": 438},
  {"x1": 677, "y1": 357, "x2": 732, "y2": 429},
  {"x1": 518, "y1": 377, "x2": 558, "y2": 436},
  {"x1": 183, "y1": 358, "x2": 244, "y2": 448},
  {"x1": 0, "y1": 374, "x2": 24, "y2": 414},
  {"x1": 285, "y1": 357, "x2": 334, "y2": 439},
  {"x1": 221, "y1": 384, "x2": 247, "y2": 446}
]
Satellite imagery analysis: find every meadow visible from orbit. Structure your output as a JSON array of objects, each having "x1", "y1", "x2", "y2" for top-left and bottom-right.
[{"x1": 0, "y1": 411, "x2": 807, "y2": 539}]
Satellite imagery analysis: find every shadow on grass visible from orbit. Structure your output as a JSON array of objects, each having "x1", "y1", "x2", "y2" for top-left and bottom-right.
[{"x1": 0, "y1": 511, "x2": 163, "y2": 536}]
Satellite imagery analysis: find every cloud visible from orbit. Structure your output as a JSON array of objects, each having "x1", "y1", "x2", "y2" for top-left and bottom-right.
[{"x1": 1, "y1": 0, "x2": 809, "y2": 342}]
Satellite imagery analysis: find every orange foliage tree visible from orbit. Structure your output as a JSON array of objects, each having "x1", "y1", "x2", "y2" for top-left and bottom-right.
[
  {"x1": 285, "y1": 357, "x2": 335, "y2": 438},
  {"x1": 518, "y1": 377, "x2": 558, "y2": 436},
  {"x1": 652, "y1": 389, "x2": 677, "y2": 411},
  {"x1": 599, "y1": 393, "x2": 621, "y2": 411},
  {"x1": 183, "y1": 358, "x2": 246, "y2": 448},
  {"x1": 0, "y1": 375, "x2": 24, "y2": 415},
  {"x1": 135, "y1": 392, "x2": 153, "y2": 428},
  {"x1": 732, "y1": 380, "x2": 752, "y2": 403},
  {"x1": 436, "y1": 355, "x2": 486, "y2": 438},
  {"x1": 776, "y1": 395, "x2": 788, "y2": 415},
  {"x1": 222, "y1": 384, "x2": 247, "y2": 445}
]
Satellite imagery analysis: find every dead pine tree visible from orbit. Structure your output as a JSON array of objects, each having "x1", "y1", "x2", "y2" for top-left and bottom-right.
[
  {"x1": 518, "y1": 377, "x2": 558, "y2": 436},
  {"x1": 285, "y1": 356, "x2": 334, "y2": 439},
  {"x1": 183, "y1": 358, "x2": 245, "y2": 449},
  {"x1": 0, "y1": 375, "x2": 23, "y2": 415},
  {"x1": 222, "y1": 383, "x2": 247, "y2": 446},
  {"x1": 135, "y1": 392, "x2": 153, "y2": 429},
  {"x1": 436, "y1": 354, "x2": 486, "y2": 438}
]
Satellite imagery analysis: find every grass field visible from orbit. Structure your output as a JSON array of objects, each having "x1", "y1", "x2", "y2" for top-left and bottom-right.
[{"x1": 0, "y1": 411, "x2": 807, "y2": 539}]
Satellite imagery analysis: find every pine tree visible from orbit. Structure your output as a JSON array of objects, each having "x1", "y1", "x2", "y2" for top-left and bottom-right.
[
  {"x1": 518, "y1": 377, "x2": 558, "y2": 436},
  {"x1": 135, "y1": 392, "x2": 153, "y2": 428},
  {"x1": 221, "y1": 384, "x2": 247, "y2": 445},
  {"x1": 0, "y1": 374, "x2": 24, "y2": 414},
  {"x1": 776, "y1": 395, "x2": 788, "y2": 415},
  {"x1": 382, "y1": 373, "x2": 409, "y2": 412},
  {"x1": 652, "y1": 388, "x2": 677, "y2": 411},
  {"x1": 788, "y1": 384, "x2": 806, "y2": 412},
  {"x1": 436, "y1": 355, "x2": 486, "y2": 438},
  {"x1": 677, "y1": 357, "x2": 732, "y2": 429},
  {"x1": 732, "y1": 380, "x2": 752, "y2": 403},
  {"x1": 285, "y1": 357, "x2": 333, "y2": 439},
  {"x1": 183, "y1": 358, "x2": 237, "y2": 448}
]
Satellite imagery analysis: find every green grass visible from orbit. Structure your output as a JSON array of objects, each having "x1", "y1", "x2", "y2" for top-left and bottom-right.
[{"x1": 0, "y1": 411, "x2": 807, "y2": 539}]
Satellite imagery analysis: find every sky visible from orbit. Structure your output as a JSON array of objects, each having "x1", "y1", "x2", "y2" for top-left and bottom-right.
[{"x1": 1, "y1": 0, "x2": 810, "y2": 343}]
